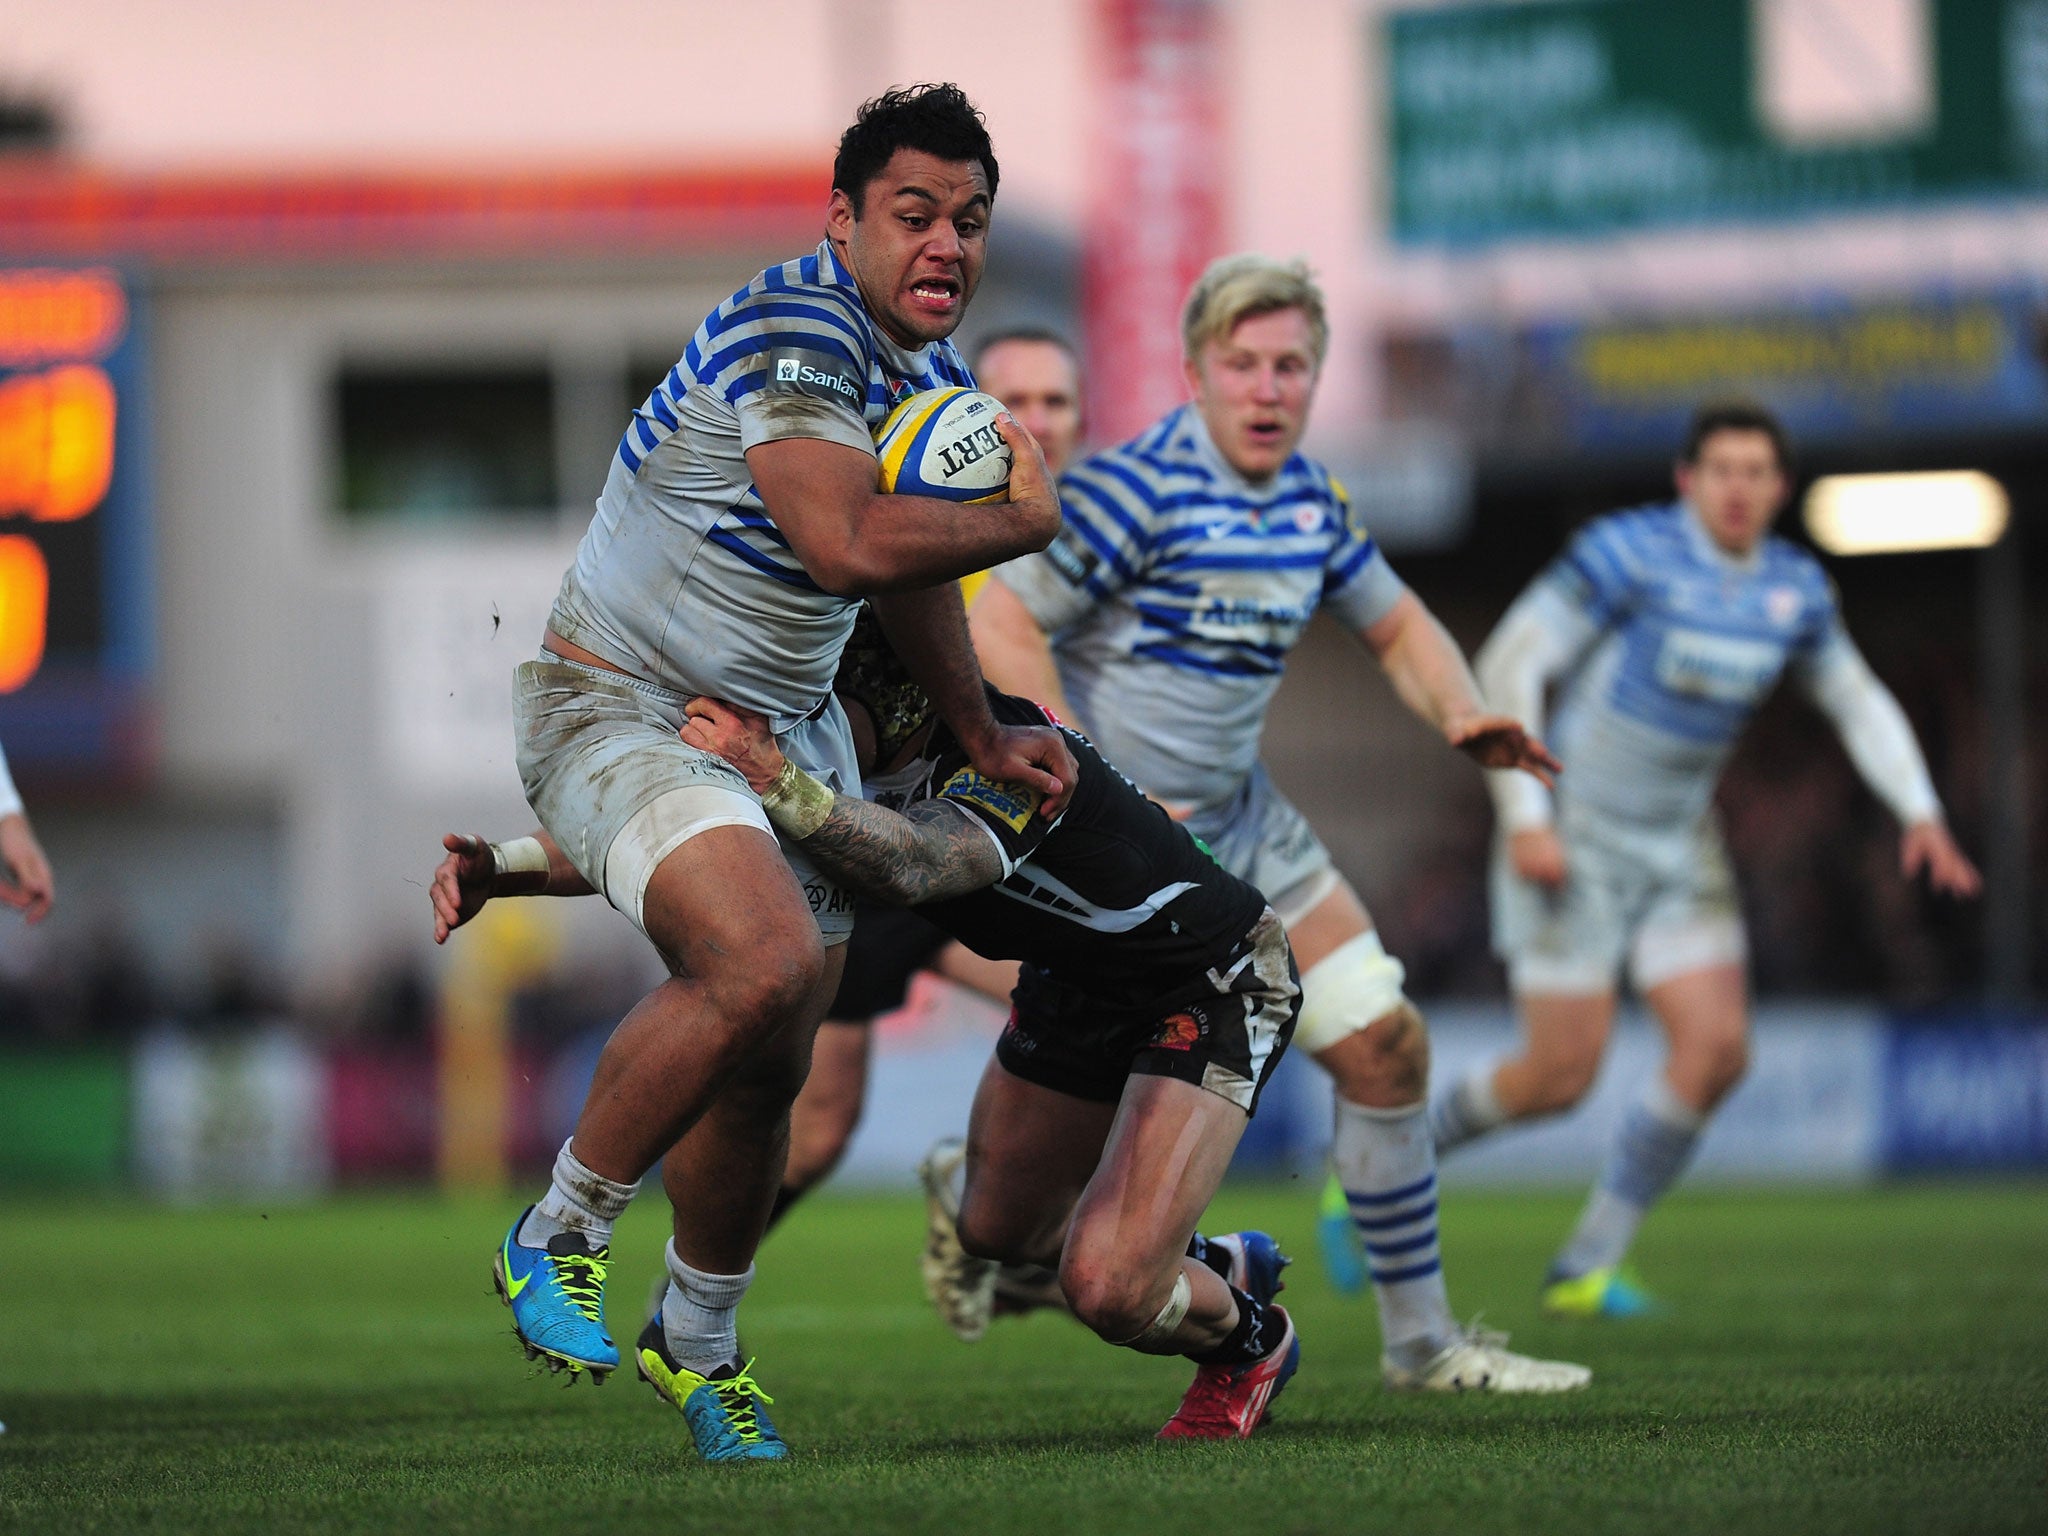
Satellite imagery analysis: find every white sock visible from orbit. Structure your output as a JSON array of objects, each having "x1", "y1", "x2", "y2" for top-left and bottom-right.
[
  {"x1": 1426, "y1": 1066, "x2": 1507, "y2": 1155},
  {"x1": 517, "y1": 1139, "x2": 637, "y2": 1250},
  {"x1": 1552, "y1": 1077, "x2": 1706, "y2": 1280},
  {"x1": 661, "y1": 1242, "x2": 755, "y2": 1375},
  {"x1": 1332, "y1": 1098, "x2": 1459, "y2": 1372}
]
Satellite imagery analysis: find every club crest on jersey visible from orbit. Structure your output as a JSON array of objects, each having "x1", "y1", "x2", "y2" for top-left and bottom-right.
[
  {"x1": 941, "y1": 767, "x2": 1038, "y2": 832},
  {"x1": 1765, "y1": 586, "x2": 1803, "y2": 627},
  {"x1": 1150, "y1": 1008, "x2": 1206, "y2": 1051}
]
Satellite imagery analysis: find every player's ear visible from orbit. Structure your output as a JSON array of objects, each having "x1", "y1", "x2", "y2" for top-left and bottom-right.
[{"x1": 826, "y1": 186, "x2": 858, "y2": 243}]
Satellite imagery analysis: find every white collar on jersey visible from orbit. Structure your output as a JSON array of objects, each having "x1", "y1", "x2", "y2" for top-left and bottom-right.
[
  {"x1": 1679, "y1": 498, "x2": 1767, "y2": 575},
  {"x1": 817, "y1": 239, "x2": 943, "y2": 381}
]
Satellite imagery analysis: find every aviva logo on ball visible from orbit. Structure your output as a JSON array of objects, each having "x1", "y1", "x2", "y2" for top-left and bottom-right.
[{"x1": 875, "y1": 387, "x2": 1012, "y2": 504}]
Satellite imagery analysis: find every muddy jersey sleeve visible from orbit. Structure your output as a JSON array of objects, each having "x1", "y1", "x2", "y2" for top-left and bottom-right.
[{"x1": 714, "y1": 286, "x2": 879, "y2": 457}]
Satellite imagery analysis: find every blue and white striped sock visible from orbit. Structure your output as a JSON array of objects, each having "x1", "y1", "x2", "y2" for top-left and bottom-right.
[
  {"x1": 1552, "y1": 1077, "x2": 1705, "y2": 1280},
  {"x1": 1333, "y1": 1098, "x2": 1458, "y2": 1372},
  {"x1": 1427, "y1": 1066, "x2": 1507, "y2": 1155}
]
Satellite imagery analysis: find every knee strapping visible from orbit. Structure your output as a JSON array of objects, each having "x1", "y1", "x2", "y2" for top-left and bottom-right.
[
  {"x1": 1106, "y1": 1268, "x2": 1191, "y2": 1349},
  {"x1": 1295, "y1": 930, "x2": 1411, "y2": 1055}
]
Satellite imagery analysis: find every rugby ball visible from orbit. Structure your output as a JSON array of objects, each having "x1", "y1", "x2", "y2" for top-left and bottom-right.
[{"x1": 875, "y1": 387, "x2": 1011, "y2": 503}]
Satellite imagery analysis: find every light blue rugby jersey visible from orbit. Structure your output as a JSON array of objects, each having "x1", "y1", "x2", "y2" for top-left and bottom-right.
[
  {"x1": 548, "y1": 240, "x2": 975, "y2": 728},
  {"x1": 1533, "y1": 502, "x2": 1844, "y2": 830},
  {"x1": 993, "y1": 403, "x2": 1408, "y2": 808}
]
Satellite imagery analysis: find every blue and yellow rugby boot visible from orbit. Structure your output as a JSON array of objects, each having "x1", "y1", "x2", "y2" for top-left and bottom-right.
[
  {"x1": 493, "y1": 1206, "x2": 618, "y2": 1381},
  {"x1": 635, "y1": 1316, "x2": 788, "y2": 1462},
  {"x1": 1314, "y1": 1173, "x2": 1368, "y2": 1294},
  {"x1": 1539, "y1": 1263, "x2": 1662, "y2": 1320}
]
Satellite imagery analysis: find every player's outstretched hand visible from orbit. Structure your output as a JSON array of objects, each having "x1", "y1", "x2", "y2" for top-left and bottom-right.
[
  {"x1": 0, "y1": 819, "x2": 54, "y2": 925},
  {"x1": 681, "y1": 697, "x2": 784, "y2": 793},
  {"x1": 1900, "y1": 819, "x2": 1982, "y2": 899},
  {"x1": 1508, "y1": 827, "x2": 1569, "y2": 890},
  {"x1": 1447, "y1": 712, "x2": 1562, "y2": 788},
  {"x1": 964, "y1": 722, "x2": 1075, "y2": 818},
  {"x1": 995, "y1": 412, "x2": 1062, "y2": 549},
  {"x1": 431, "y1": 832, "x2": 496, "y2": 944},
  {"x1": 0, "y1": 812, "x2": 54, "y2": 924}
]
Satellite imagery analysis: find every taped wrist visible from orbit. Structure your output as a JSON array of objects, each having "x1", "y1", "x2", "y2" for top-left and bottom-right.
[
  {"x1": 489, "y1": 836, "x2": 551, "y2": 894},
  {"x1": 759, "y1": 759, "x2": 835, "y2": 839}
]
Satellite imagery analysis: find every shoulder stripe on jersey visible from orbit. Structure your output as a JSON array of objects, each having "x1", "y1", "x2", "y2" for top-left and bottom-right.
[
  {"x1": 1082, "y1": 457, "x2": 1180, "y2": 535},
  {"x1": 1060, "y1": 502, "x2": 1142, "y2": 586},
  {"x1": 1060, "y1": 479, "x2": 1150, "y2": 566},
  {"x1": 701, "y1": 296, "x2": 868, "y2": 355},
  {"x1": 699, "y1": 324, "x2": 862, "y2": 390}
]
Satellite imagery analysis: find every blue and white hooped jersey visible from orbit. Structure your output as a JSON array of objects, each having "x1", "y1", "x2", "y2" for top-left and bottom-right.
[
  {"x1": 1532, "y1": 502, "x2": 1844, "y2": 830},
  {"x1": 548, "y1": 241, "x2": 974, "y2": 727},
  {"x1": 993, "y1": 404, "x2": 1408, "y2": 808}
]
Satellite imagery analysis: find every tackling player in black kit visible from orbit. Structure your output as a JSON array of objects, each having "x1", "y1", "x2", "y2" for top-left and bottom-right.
[
  {"x1": 432, "y1": 621, "x2": 1305, "y2": 1440},
  {"x1": 683, "y1": 644, "x2": 1302, "y2": 1440}
]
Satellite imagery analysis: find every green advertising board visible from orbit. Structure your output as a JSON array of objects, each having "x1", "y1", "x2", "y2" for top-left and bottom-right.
[{"x1": 1386, "y1": 0, "x2": 2048, "y2": 244}]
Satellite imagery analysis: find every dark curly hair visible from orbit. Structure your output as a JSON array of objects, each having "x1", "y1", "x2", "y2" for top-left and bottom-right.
[
  {"x1": 1681, "y1": 398, "x2": 1793, "y2": 475},
  {"x1": 833, "y1": 83, "x2": 999, "y2": 217}
]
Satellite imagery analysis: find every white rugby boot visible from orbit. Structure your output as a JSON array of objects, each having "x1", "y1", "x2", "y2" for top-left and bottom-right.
[
  {"x1": 1383, "y1": 1322, "x2": 1592, "y2": 1393},
  {"x1": 917, "y1": 1137, "x2": 997, "y2": 1342}
]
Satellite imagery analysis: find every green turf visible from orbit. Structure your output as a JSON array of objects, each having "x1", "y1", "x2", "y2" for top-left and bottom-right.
[{"x1": 1, "y1": 1181, "x2": 2043, "y2": 1535}]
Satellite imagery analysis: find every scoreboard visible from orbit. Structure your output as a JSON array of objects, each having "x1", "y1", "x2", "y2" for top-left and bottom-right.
[{"x1": 0, "y1": 267, "x2": 152, "y2": 779}]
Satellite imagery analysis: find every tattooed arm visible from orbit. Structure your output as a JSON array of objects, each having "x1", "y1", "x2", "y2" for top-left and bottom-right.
[
  {"x1": 792, "y1": 795, "x2": 1005, "y2": 907},
  {"x1": 680, "y1": 698, "x2": 1005, "y2": 906}
]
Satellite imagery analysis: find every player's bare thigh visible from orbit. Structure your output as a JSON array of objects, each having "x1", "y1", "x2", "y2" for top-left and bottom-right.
[
  {"x1": 1285, "y1": 876, "x2": 1372, "y2": 973},
  {"x1": 1060, "y1": 1073, "x2": 1247, "y2": 1310},
  {"x1": 639, "y1": 822, "x2": 827, "y2": 998},
  {"x1": 955, "y1": 1059, "x2": 1118, "y2": 1268}
]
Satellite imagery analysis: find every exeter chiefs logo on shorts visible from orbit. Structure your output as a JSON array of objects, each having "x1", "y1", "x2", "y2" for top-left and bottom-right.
[{"x1": 1150, "y1": 1008, "x2": 1207, "y2": 1051}]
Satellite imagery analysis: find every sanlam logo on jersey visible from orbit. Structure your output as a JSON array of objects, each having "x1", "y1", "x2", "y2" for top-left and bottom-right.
[
  {"x1": 1655, "y1": 629, "x2": 1784, "y2": 704},
  {"x1": 767, "y1": 348, "x2": 864, "y2": 407}
]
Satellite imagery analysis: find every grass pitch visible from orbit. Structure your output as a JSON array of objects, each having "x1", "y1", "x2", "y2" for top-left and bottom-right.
[{"x1": 2, "y1": 1181, "x2": 2043, "y2": 1536}]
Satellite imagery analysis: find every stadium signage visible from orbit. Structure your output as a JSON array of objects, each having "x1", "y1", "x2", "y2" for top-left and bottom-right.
[
  {"x1": 1385, "y1": 288, "x2": 2048, "y2": 457},
  {"x1": 1524, "y1": 289, "x2": 2048, "y2": 451},
  {"x1": 1384, "y1": 0, "x2": 2048, "y2": 244}
]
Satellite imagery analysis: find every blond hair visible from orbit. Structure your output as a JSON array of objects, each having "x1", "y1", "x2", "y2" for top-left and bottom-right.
[{"x1": 1180, "y1": 254, "x2": 1328, "y2": 364}]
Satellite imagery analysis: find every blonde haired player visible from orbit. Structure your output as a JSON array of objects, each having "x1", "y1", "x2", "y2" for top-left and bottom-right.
[{"x1": 963, "y1": 254, "x2": 1590, "y2": 1392}]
